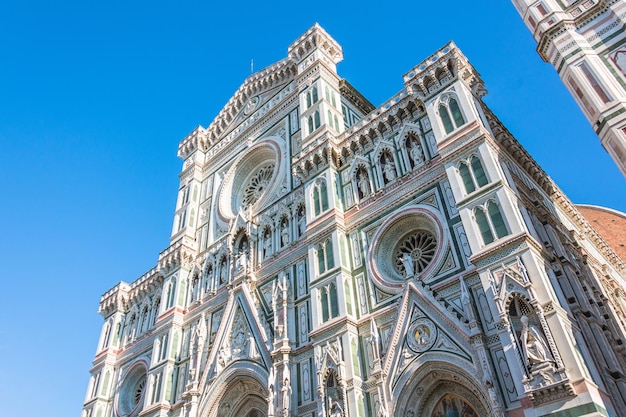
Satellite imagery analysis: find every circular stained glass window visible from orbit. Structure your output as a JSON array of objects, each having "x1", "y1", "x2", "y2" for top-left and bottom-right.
[
  {"x1": 242, "y1": 164, "x2": 275, "y2": 209},
  {"x1": 394, "y1": 231, "x2": 437, "y2": 276},
  {"x1": 116, "y1": 363, "x2": 148, "y2": 417}
]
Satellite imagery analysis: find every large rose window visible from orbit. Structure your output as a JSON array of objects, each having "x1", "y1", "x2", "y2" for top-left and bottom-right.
[
  {"x1": 242, "y1": 164, "x2": 275, "y2": 209},
  {"x1": 116, "y1": 362, "x2": 148, "y2": 417},
  {"x1": 368, "y1": 206, "x2": 447, "y2": 292},
  {"x1": 394, "y1": 230, "x2": 437, "y2": 276},
  {"x1": 218, "y1": 140, "x2": 283, "y2": 221}
]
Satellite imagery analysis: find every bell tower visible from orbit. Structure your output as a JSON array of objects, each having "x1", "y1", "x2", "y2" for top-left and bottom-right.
[{"x1": 512, "y1": 0, "x2": 626, "y2": 177}]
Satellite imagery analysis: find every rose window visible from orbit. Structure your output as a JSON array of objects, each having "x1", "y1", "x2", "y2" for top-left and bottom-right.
[
  {"x1": 368, "y1": 206, "x2": 447, "y2": 292},
  {"x1": 394, "y1": 231, "x2": 437, "y2": 276},
  {"x1": 133, "y1": 376, "x2": 146, "y2": 406},
  {"x1": 116, "y1": 363, "x2": 148, "y2": 417},
  {"x1": 242, "y1": 164, "x2": 275, "y2": 209}
]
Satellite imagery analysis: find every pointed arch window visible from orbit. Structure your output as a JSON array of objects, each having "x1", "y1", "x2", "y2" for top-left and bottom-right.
[
  {"x1": 312, "y1": 86, "x2": 318, "y2": 103},
  {"x1": 474, "y1": 200, "x2": 508, "y2": 245},
  {"x1": 316, "y1": 239, "x2": 334, "y2": 274},
  {"x1": 439, "y1": 104, "x2": 454, "y2": 134},
  {"x1": 166, "y1": 279, "x2": 177, "y2": 309},
  {"x1": 319, "y1": 282, "x2": 339, "y2": 322},
  {"x1": 313, "y1": 179, "x2": 329, "y2": 216},
  {"x1": 320, "y1": 287, "x2": 329, "y2": 322},
  {"x1": 458, "y1": 155, "x2": 488, "y2": 194},
  {"x1": 449, "y1": 97, "x2": 465, "y2": 127},
  {"x1": 439, "y1": 94, "x2": 466, "y2": 134}
]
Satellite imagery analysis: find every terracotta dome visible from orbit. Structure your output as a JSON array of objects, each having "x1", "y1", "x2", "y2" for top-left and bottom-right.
[{"x1": 577, "y1": 205, "x2": 626, "y2": 262}]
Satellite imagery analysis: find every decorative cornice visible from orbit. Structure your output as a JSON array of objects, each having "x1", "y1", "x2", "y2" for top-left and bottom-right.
[{"x1": 178, "y1": 59, "x2": 298, "y2": 160}]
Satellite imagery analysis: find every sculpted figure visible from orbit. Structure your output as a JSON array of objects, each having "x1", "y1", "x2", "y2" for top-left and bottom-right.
[
  {"x1": 410, "y1": 141, "x2": 425, "y2": 165},
  {"x1": 402, "y1": 253, "x2": 415, "y2": 277},
  {"x1": 520, "y1": 315, "x2": 552, "y2": 367},
  {"x1": 383, "y1": 157, "x2": 396, "y2": 182},
  {"x1": 358, "y1": 171, "x2": 371, "y2": 196},
  {"x1": 328, "y1": 397, "x2": 343, "y2": 417}
]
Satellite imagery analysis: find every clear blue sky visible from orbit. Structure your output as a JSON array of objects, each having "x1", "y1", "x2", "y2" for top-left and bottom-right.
[{"x1": 1, "y1": 1, "x2": 624, "y2": 416}]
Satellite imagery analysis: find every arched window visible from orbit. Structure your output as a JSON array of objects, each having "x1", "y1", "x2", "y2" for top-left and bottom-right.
[
  {"x1": 439, "y1": 104, "x2": 454, "y2": 134},
  {"x1": 101, "y1": 321, "x2": 112, "y2": 350},
  {"x1": 488, "y1": 200, "x2": 508, "y2": 238},
  {"x1": 449, "y1": 98, "x2": 465, "y2": 127},
  {"x1": 458, "y1": 155, "x2": 488, "y2": 194},
  {"x1": 474, "y1": 200, "x2": 508, "y2": 245},
  {"x1": 317, "y1": 244, "x2": 326, "y2": 274},
  {"x1": 439, "y1": 94, "x2": 466, "y2": 134},
  {"x1": 459, "y1": 162, "x2": 475, "y2": 193},
  {"x1": 312, "y1": 86, "x2": 318, "y2": 103},
  {"x1": 319, "y1": 282, "x2": 339, "y2": 322},
  {"x1": 321, "y1": 287, "x2": 329, "y2": 322},
  {"x1": 313, "y1": 179, "x2": 329, "y2": 216},
  {"x1": 308, "y1": 115, "x2": 314, "y2": 134},
  {"x1": 474, "y1": 207, "x2": 494, "y2": 244},
  {"x1": 324, "y1": 239, "x2": 334, "y2": 269},
  {"x1": 306, "y1": 92, "x2": 312, "y2": 108},
  {"x1": 152, "y1": 299, "x2": 160, "y2": 326},
  {"x1": 316, "y1": 239, "x2": 334, "y2": 274},
  {"x1": 329, "y1": 283, "x2": 339, "y2": 317},
  {"x1": 166, "y1": 279, "x2": 177, "y2": 309},
  {"x1": 314, "y1": 111, "x2": 321, "y2": 129},
  {"x1": 334, "y1": 114, "x2": 340, "y2": 131}
]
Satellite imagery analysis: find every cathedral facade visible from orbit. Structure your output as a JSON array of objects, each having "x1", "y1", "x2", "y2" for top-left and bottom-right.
[
  {"x1": 83, "y1": 25, "x2": 626, "y2": 417},
  {"x1": 512, "y1": 0, "x2": 626, "y2": 177}
]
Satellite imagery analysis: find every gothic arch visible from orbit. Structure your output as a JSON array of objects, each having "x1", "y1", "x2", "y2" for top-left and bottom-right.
[
  {"x1": 393, "y1": 361, "x2": 491, "y2": 417},
  {"x1": 199, "y1": 365, "x2": 269, "y2": 417}
]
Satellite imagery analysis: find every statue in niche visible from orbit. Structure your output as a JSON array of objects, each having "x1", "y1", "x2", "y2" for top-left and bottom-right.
[
  {"x1": 410, "y1": 139, "x2": 425, "y2": 165},
  {"x1": 281, "y1": 373, "x2": 292, "y2": 415},
  {"x1": 281, "y1": 220, "x2": 290, "y2": 247},
  {"x1": 402, "y1": 253, "x2": 415, "y2": 277},
  {"x1": 357, "y1": 170, "x2": 371, "y2": 197},
  {"x1": 297, "y1": 206, "x2": 306, "y2": 237},
  {"x1": 328, "y1": 397, "x2": 343, "y2": 417},
  {"x1": 382, "y1": 155, "x2": 396, "y2": 182},
  {"x1": 236, "y1": 250, "x2": 247, "y2": 272},
  {"x1": 264, "y1": 229, "x2": 273, "y2": 258},
  {"x1": 219, "y1": 259, "x2": 228, "y2": 285},
  {"x1": 520, "y1": 315, "x2": 553, "y2": 368}
]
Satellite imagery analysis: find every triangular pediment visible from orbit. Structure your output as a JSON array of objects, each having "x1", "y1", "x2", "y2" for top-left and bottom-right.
[
  {"x1": 200, "y1": 286, "x2": 272, "y2": 389},
  {"x1": 383, "y1": 282, "x2": 475, "y2": 390},
  {"x1": 397, "y1": 122, "x2": 421, "y2": 143}
]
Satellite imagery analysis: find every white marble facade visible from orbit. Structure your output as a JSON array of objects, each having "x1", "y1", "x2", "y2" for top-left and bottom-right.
[{"x1": 83, "y1": 24, "x2": 626, "y2": 417}]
